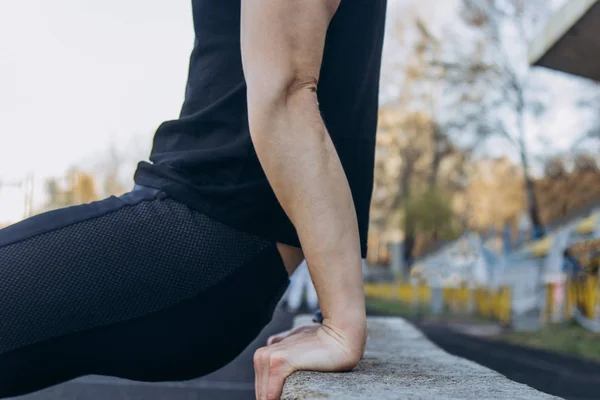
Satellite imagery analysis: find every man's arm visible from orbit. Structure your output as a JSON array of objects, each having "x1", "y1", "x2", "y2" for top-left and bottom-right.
[
  {"x1": 241, "y1": 1, "x2": 366, "y2": 398},
  {"x1": 242, "y1": 0, "x2": 365, "y2": 342}
]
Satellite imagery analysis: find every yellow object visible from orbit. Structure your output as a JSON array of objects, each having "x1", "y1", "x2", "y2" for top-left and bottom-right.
[
  {"x1": 576, "y1": 215, "x2": 598, "y2": 235},
  {"x1": 546, "y1": 283, "x2": 555, "y2": 324},
  {"x1": 398, "y1": 284, "x2": 414, "y2": 303},
  {"x1": 566, "y1": 280, "x2": 575, "y2": 319},
  {"x1": 528, "y1": 236, "x2": 553, "y2": 257},
  {"x1": 566, "y1": 275, "x2": 600, "y2": 320},
  {"x1": 584, "y1": 276, "x2": 598, "y2": 319},
  {"x1": 365, "y1": 281, "x2": 512, "y2": 323}
]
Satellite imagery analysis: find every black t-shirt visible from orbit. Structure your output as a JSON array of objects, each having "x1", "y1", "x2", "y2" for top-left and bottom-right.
[{"x1": 134, "y1": 0, "x2": 387, "y2": 258}]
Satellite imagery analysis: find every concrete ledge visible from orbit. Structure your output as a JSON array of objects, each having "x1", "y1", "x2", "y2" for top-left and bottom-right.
[{"x1": 282, "y1": 316, "x2": 559, "y2": 400}]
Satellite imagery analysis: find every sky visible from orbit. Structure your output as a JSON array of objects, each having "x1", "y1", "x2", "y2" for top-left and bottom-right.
[
  {"x1": 0, "y1": 0, "x2": 194, "y2": 174},
  {"x1": 0, "y1": 0, "x2": 596, "y2": 223},
  {"x1": 0, "y1": 0, "x2": 194, "y2": 221}
]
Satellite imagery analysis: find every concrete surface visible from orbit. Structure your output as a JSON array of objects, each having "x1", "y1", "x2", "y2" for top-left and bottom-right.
[
  {"x1": 282, "y1": 316, "x2": 561, "y2": 400},
  {"x1": 417, "y1": 323, "x2": 600, "y2": 400}
]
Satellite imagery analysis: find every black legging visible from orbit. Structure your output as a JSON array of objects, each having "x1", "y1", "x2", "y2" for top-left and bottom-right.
[{"x1": 0, "y1": 186, "x2": 289, "y2": 398}]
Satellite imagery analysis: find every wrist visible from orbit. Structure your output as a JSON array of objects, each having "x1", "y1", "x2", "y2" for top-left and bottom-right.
[
  {"x1": 323, "y1": 309, "x2": 367, "y2": 347},
  {"x1": 322, "y1": 297, "x2": 366, "y2": 329},
  {"x1": 321, "y1": 315, "x2": 367, "y2": 365}
]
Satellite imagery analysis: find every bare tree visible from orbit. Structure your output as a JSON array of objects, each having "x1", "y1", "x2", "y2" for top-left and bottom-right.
[
  {"x1": 455, "y1": 0, "x2": 552, "y2": 238},
  {"x1": 374, "y1": 16, "x2": 476, "y2": 265}
]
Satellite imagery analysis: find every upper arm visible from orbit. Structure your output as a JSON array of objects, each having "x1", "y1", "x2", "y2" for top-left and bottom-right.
[{"x1": 240, "y1": 0, "x2": 341, "y2": 101}]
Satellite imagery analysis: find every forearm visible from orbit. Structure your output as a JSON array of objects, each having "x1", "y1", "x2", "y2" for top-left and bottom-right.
[{"x1": 248, "y1": 88, "x2": 366, "y2": 337}]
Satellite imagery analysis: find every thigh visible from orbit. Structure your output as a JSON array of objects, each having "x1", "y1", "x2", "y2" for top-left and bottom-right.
[
  {"x1": 1, "y1": 242, "x2": 288, "y2": 398},
  {"x1": 0, "y1": 188, "x2": 288, "y2": 398},
  {"x1": 84, "y1": 241, "x2": 289, "y2": 383}
]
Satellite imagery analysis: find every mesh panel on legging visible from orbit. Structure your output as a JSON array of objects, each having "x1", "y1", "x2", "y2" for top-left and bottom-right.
[{"x1": 0, "y1": 198, "x2": 271, "y2": 354}]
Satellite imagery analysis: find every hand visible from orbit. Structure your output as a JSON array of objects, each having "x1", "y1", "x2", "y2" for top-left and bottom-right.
[{"x1": 254, "y1": 322, "x2": 366, "y2": 400}]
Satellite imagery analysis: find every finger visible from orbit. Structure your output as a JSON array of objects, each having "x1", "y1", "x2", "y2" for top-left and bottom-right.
[
  {"x1": 253, "y1": 348, "x2": 261, "y2": 400},
  {"x1": 255, "y1": 369, "x2": 259, "y2": 400},
  {"x1": 259, "y1": 347, "x2": 272, "y2": 400},
  {"x1": 254, "y1": 347, "x2": 266, "y2": 400},
  {"x1": 267, "y1": 351, "x2": 294, "y2": 400}
]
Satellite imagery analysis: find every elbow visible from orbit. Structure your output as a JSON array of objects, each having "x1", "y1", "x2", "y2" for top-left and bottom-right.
[
  {"x1": 281, "y1": 76, "x2": 319, "y2": 100},
  {"x1": 247, "y1": 74, "x2": 319, "y2": 114},
  {"x1": 246, "y1": 74, "x2": 321, "y2": 140}
]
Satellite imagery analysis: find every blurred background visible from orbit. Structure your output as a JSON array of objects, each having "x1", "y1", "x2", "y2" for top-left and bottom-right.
[
  {"x1": 366, "y1": 0, "x2": 600, "y2": 349},
  {"x1": 1, "y1": 0, "x2": 599, "y2": 399}
]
